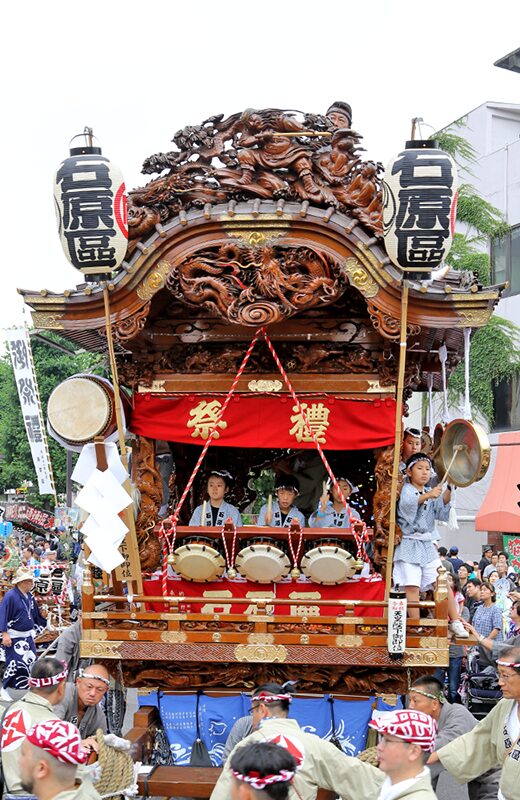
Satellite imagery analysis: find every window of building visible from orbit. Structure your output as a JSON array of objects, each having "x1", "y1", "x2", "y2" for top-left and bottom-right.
[
  {"x1": 491, "y1": 224, "x2": 520, "y2": 295},
  {"x1": 492, "y1": 373, "x2": 520, "y2": 431}
]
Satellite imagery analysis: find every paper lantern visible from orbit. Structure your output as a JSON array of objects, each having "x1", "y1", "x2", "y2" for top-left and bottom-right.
[
  {"x1": 54, "y1": 130, "x2": 128, "y2": 281},
  {"x1": 383, "y1": 140, "x2": 458, "y2": 276}
]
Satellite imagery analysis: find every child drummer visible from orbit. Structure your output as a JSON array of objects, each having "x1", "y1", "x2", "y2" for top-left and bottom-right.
[
  {"x1": 258, "y1": 475, "x2": 306, "y2": 527},
  {"x1": 309, "y1": 473, "x2": 361, "y2": 529},
  {"x1": 394, "y1": 452, "x2": 466, "y2": 635},
  {"x1": 189, "y1": 469, "x2": 242, "y2": 527}
]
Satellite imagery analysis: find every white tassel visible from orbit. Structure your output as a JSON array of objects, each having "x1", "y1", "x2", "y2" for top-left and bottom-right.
[
  {"x1": 448, "y1": 487, "x2": 459, "y2": 530},
  {"x1": 462, "y1": 327, "x2": 472, "y2": 420},
  {"x1": 438, "y1": 343, "x2": 450, "y2": 423}
]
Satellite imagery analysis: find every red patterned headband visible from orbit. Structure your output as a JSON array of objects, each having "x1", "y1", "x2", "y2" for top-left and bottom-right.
[
  {"x1": 252, "y1": 692, "x2": 293, "y2": 704},
  {"x1": 29, "y1": 662, "x2": 68, "y2": 689},
  {"x1": 497, "y1": 659, "x2": 520, "y2": 669},
  {"x1": 231, "y1": 769, "x2": 295, "y2": 790},
  {"x1": 26, "y1": 720, "x2": 88, "y2": 765}
]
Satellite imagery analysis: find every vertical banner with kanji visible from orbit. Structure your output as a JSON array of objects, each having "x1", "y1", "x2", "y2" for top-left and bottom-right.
[
  {"x1": 5, "y1": 327, "x2": 56, "y2": 496},
  {"x1": 503, "y1": 535, "x2": 520, "y2": 574}
]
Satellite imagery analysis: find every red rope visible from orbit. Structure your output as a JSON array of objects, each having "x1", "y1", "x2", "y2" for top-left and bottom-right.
[
  {"x1": 261, "y1": 328, "x2": 368, "y2": 562},
  {"x1": 158, "y1": 328, "x2": 262, "y2": 592}
]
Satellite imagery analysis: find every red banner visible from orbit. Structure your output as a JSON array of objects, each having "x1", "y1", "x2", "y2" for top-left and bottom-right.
[
  {"x1": 143, "y1": 576, "x2": 384, "y2": 617},
  {"x1": 131, "y1": 395, "x2": 396, "y2": 450}
]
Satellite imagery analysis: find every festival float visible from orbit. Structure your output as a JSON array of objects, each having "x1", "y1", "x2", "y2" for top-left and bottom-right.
[{"x1": 20, "y1": 106, "x2": 501, "y2": 774}]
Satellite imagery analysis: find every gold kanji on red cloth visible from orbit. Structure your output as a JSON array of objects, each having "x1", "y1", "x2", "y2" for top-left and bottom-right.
[
  {"x1": 187, "y1": 400, "x2": 228, "y2": 440},
  {"x1": 289, "y1": 402, "x2": 330, "y2": 444}
]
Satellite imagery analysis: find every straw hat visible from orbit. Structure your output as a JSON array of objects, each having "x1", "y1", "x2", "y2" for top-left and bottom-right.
[{"x1": 12, "y1": 567, "x2": 34, "y2": 585}]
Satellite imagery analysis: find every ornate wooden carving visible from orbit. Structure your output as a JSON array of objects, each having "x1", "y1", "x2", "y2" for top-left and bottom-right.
[
  {"x1": 120, "y1": 660, "x2": 421, "y2": 695},
  {"x1": 114, "y1": 303, "x2": 151, "y2": 341},
  {"x1": 165, "y1": 244, "x2": 348, "y2": 326},
  {"x1": 367, "y1": 300, "x2": 421, "y2": 341},
  {"x1": 132, "y1": 436, "x2": 163, "y2": 570},
  {"x1": 128, "y1": 105, "x2": 383, "y2": 241},
  {"x1": 372, "y1": 446, "x2": 403, "y2": 576}
]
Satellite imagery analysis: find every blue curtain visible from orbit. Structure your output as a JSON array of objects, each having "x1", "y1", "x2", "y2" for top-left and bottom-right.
[{"x1": 139, "y1": 692, "x2": 394, "y2": 765}]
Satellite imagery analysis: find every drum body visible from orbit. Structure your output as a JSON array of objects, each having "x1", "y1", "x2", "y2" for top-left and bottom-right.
[
  {"x1": 174, "y1": 536, "x2": 225, "y2": 582},
  {"x1": 47, "y1": 374, "x2": 130, "y2": 452},
  {"x1": 235, "y1": 538, "x2": 290, "y2": 583},
  {"x1": 300, "y1": 538, "x2": 356, "y2": 585}
]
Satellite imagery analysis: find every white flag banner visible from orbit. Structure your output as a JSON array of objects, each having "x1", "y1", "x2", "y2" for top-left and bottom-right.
[{"x1": 5, "y1": 327, "x2": 55, "y2": 496}]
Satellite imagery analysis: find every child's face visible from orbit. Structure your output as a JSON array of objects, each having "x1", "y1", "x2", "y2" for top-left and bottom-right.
[
  {"x1": 331, "y1": 480, "x2": 352, "y2": 503},
  {"x1": 276, "y1": 488, "x2": 296, "y2": 512},
  {"x1": 207, "y1": 476, "x2": 227, "y2": 503},
  {"x1": 407, "y1": 459, "x2": 431, "y2": 486},
  {"x1": 402, "y1": 434, "x2": 421, "y2": 461}
]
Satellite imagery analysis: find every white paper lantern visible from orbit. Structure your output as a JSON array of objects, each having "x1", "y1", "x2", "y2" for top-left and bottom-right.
[
  {"x1": 54, "y1": 130, "x2": 128, "y2": 280},
  {"x1": 383, "y1": 140, "x2": 458, "y2": 276}
]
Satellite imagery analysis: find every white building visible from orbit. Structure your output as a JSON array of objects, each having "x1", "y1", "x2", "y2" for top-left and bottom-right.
[{"x1": 410, "y1": 101, "x2": 520, "y2": 562}]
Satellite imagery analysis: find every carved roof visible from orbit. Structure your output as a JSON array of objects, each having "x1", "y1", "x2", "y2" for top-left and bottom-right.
[{"x1": 20, "y1": 106, "x2": 503, "y2": 392}]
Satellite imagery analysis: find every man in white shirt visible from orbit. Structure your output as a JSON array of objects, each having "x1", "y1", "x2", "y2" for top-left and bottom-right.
[{"x1": 369, "y1": 708, "x2": 437, "y2": 800}]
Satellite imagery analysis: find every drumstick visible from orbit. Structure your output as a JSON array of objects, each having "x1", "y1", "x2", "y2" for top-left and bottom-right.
[
  {"x1": 201, "y1": 500, "x2": 207, "y2": 527},
  {"x1": 440, "y1": 444, "x2": 467, "y2": 485},
  {"x1": 267, "y1": 494, "x2": 273, "y2": 525},
  {"x1": 322, "y1": 480, "x2": 327, "y2": 496}
]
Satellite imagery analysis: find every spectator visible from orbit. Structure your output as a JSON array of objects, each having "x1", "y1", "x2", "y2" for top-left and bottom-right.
[
  {"x1": 437, "y1": 547, "x2": 455, "y2": 576},
  {"x1": 464, "y1": 579, "x2": 482, "y2": 621},
  {"x1": 498, "y1": 552, "x2": 516, "y2": 581},
  {"x1": 478, "y1": 546, "x2": 493, "y2": 576},
  {"x1": 457, "y1": 564, "x2": 472, "y2": 595},
  {"x1": 488, "y1": 569, "x2": 499, "y2": 586},
  {"x1": 482, "y1": 553, "x2": 499, "y2": 579},
  {"x1": 448, "y1": 547, "x2": 464, "y2": 573},
  {"x1": 434, "y1": 575, "x2": 468, "y2": 703},
  {"x1": 471, "y1": 582, "x2": 503, "y2": 662}
]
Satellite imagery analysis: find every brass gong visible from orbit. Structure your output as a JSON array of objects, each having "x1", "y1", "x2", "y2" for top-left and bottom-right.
[{"x1": 437, "y1": 419, "x2": 491, "y2": 487}]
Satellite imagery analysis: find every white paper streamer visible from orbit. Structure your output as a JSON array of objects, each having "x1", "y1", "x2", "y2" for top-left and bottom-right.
[
  {"x1": 427, "y1": 373, "x2": 434, "y2": 431},
  {"x1": 438, "y1": 343, "x2": 450, "y2": 423}
]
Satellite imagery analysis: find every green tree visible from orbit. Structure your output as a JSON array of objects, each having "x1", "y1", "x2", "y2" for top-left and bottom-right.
[
  {"x1": 0, "y1": 333, "x2": 103, "y2": 504},
  {"x1": 435, "y1": 122, "x2": 520, "y2": 423}
]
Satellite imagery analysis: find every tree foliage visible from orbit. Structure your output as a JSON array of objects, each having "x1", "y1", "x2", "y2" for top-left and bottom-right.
[
  {"x1": 0, "y1": 333, "x2": 103, "y2": 504},
  {"x1": 448, "y1": 316, "x2": 520, "y2": 424}
]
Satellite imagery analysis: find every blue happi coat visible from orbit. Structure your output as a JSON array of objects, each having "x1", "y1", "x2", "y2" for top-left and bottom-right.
[
  {"x1": 257, "y1": 501, "x2": 306, "y2": 527},
  {"x1": 189, "y1": 500, "x2": 242, "y2": 527},
  {"x1": 0, "y1": 586, "x2": 47, "y2": 689}
]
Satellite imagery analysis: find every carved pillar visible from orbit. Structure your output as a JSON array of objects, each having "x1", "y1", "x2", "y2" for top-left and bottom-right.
[
  {"x1": 132, "y1": 436, "x2": 164, "y2": 571},
  {"x1": 372, "y1": 446, "x2": 403, "y2": 579}
]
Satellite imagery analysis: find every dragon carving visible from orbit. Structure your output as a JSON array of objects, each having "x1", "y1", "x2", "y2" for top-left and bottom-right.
[
  {"x1": 127, "y1": 103, "x2": 383, "y2": 243},
  {"x1": 166, "y1": 243, "x2": 348, "y2": 325}
]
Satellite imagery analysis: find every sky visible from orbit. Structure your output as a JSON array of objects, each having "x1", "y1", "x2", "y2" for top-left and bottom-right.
[{"x1": 2, "y1": 0, "x2": 519, "y2": 328}]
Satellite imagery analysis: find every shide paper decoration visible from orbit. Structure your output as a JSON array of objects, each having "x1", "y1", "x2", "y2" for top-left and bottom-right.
[
  {"x1": 72, "y1": 443, "x2": 132, "y2": 573},
  {"x1": 383, "y1": 139, "x2": 458, "y2": 276}
]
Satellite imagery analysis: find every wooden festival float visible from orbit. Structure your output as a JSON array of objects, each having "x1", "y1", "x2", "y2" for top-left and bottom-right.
[{"x1": 21, "y1": 105, "x2": 501, "y2": 708}]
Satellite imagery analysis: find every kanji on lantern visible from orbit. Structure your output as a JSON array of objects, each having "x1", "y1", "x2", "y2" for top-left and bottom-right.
[
  {"x1": 289, "y1": 402, "x2": 330, "y2": 444},
  {"x1": 187, "y1": 400, "x2": 228, "y2": 440}
]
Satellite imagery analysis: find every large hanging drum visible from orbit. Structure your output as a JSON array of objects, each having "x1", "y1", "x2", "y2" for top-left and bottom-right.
[
  {"x1": 300, "y1": 539, "x2": 357, "y2": 585},
  {"x1": 437, "y1": 419, "x2": 491, "y2": 488},
  {"x1": 234, "y1": 538, "x2": 290, "y2": 584},
  {"x1": 173, "y1": 537, "x2": 226, "y2": 582},
  {"x1": 47, "y1": 374, "x2": 129, "y2": 451}
]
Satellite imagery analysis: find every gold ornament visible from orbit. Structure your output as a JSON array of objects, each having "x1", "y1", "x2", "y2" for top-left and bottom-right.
[
  {"x1": 290, "y1": 567, "x2": 301, "y2": 581},
  {"x1": 227, "y1": 567, "x2": 237, "y2": 580},
  {"x1": 167, "y1": 553, "x2": 176, "y2": 566},
  {"x1": 355, "y1": 559, "x2": 364, "y2": 571}
]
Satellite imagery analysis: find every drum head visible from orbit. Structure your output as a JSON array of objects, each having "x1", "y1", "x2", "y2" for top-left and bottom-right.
[
  {"x1": 48, "y1": 377, "x2": 111, "y2": 444},
  {"x1": 235, "y1": 541, "x2": 290, "y2": 584},
  {"x1": 174, "y1": 540, "x2": 225, "y2": 582},
  {"x1": 301, "y1": 544, "x2": 356, "y2": 585}
]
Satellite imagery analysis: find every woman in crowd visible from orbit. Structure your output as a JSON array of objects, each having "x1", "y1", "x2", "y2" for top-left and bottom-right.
[{"x1": 471, "y1": 581, "x2": 503, "y2": 650}]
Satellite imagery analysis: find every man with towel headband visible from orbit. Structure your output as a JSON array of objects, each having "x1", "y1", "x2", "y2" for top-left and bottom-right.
[
  {"x1": 1, "y1": 657, "x2": 68, "y2": 797},
  {"x1": 19, "y1": 719, "x2": 99, "y2": 800},
  {"x1": 54, "y1": 665, "x2": 109, "y2": 752}
]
